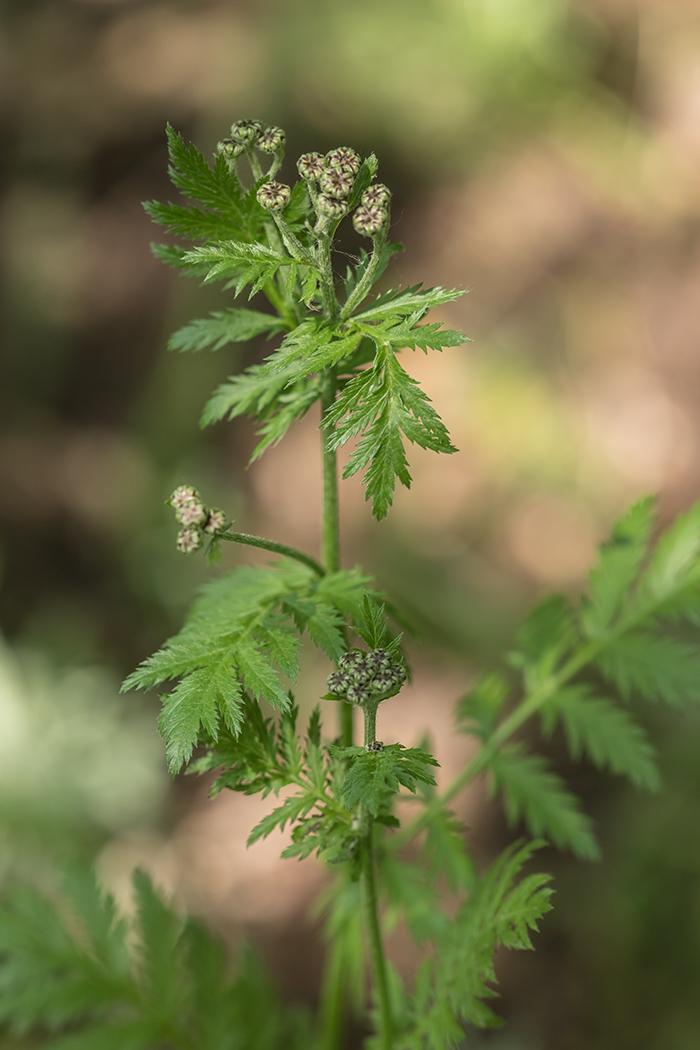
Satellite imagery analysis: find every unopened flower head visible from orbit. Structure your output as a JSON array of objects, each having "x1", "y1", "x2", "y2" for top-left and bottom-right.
[
  {"x1": 327, "y1": 671, "x2": 350, "y2": 696},
  {"x1": 204, "y1": 509, "x2": 226, "y2": 534},
  {"x1": 176, "y1": 528, "x2": 202, "y2": 554},
  {"x1": 257, "y1": 181, "x2": 291, "y2": 211},
  {"x1": 170, "y1": 485, "x2": 198, "y2": 510},
  {"x1": 230, "y1": 119, "x2": 263, "y2": 145},
  {"x1": 176, "y1": 499, "x2": 207, "y2": 527},
  {"x1": 297, "y1": 152, "x2": 326, "y2": 181},
  {"x1": 346, "y1": 683, "x2": 369, "y2": 706},
  {"x1": 216, "y1": 138, "x2": 245, "y2": 160},
  {"x1": 361, "y1": 184, "x2": 391, "y2": 208},
  {"x1": 319, "y1": 169, "x2": 354, "y2": 199},
  {"x1": 316, "y1": 194, "x2": 347, "y2": 220},
  {"x1": 339, "y1": 650, "x2": 367, "y2": 674},
  {"x1": 353, "y1": 204, "x2": 387, "y2": 237},
  {"x1": 326, "y1": 147, "x2": 361, "y2": 176},
  {"x1": 258, "y1": 126, "x2": 285, "y2": 153}
]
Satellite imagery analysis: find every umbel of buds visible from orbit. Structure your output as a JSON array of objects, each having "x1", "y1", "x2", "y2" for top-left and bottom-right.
[
  {"x1": 256, "y1": 180, "x2": 291, "y2": 211},
  {"x1": 327, "y1": 648, "x2": 407, "y2": 705},
  {"x1": 168, "y1": 486, "x2": 227, "y2": 554}
]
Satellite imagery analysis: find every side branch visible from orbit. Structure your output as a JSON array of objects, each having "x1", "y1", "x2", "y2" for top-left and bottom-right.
[{"x1": 218, "y1": 529, "x2": 325, "y2": 576}]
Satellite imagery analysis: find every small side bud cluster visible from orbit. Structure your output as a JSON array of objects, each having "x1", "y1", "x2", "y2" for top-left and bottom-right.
[
  {"x1": 256, "y1": 180, "x2": 291, "y2": 211},
  {"x1": 168, "y1": 486, "x2": 227, "y2": 554},
  {"x1": 326, "y1": 648, "x2": 406, "y2": 705}
]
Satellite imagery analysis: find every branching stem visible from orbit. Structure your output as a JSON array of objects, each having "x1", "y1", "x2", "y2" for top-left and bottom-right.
[{"x1": 218, "y1": 529, "x2": 325, "y2": 576}]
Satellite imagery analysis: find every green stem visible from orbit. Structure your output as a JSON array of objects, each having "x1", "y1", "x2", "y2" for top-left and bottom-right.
[
  {"x1": 218, "y1": 530, "x2": 325, "y2": 576},
  {"x1": 341, "y1": 228, "x2": 388, "y2": 320},
  {"x1": 320, "y1": 369, "x2": 352, "y2": 748},
  {"x1": 363, "y1": 826, "x2": 393, "y2": 1050},
  {"x1": 361, "y1": 698, "x2": 393, "y2": 1049},
  {"x1": 318, "y1": 938, "x2": 346, "y2": 1050}
]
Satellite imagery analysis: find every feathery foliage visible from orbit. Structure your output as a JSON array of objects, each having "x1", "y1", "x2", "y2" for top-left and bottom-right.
[{"x1": 7, "y1": 120, "x2": 700, "y2": 1050}]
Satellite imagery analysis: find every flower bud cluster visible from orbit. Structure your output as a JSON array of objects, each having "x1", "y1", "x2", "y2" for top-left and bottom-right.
[
  {"x1": 327, "y1": 648, "x2": 406, "y2": 705},
  {"x1": 216, "y1": 120, "x2": 285, "y2": 160},
  {"x1": 168, "y1": 486, "x2": 227, "y2": 554}
]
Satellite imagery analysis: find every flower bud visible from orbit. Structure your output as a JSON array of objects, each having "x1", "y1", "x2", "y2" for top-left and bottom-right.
[
  {"x1": 176, "y1": 499, "x2": 207, "y2": 527},
  {"x1": 353, "y1": 205, "x2": 387, "y2": 237},
  {"x1": 365, "y1": 648, "x2": 392, "y2": 672},
  {"x1": 366, "y1": 740, "x2": 384, "y2": 752},
  {"x1": 216, "y1": 138, "x2": 245, "y2": 160},
  {"x1": 326, "y1": 147, "x2": 361, "y2": 176},
  {"x1": 316, "y1": 194, "x2": 347, "y2": 219},
  {"x1": 361, "y1": 184, "x2": 391, "y2": 208},
  {"x1": 346, "y1": 683, "x2": 370, "y2": 705},
  {"x1": 258, "y1": 126, "x2": 285, "y2": 153},
  {"x1": 319, "y1": 168, "x2": 354, "y2": 199},
  {"x1": 256, "y1": 180, "x2": 291, "y2": 211},
  {"x1": 177, "y1": 528, "x2": 202, "y2": 554},
  {"x1": 230, "y1": 119, "x2": 263, "y2": 145},
  {"x1": 370, "y1": 671, "x2": 395, "y2": 697},
  {"x1": 339, "y1": 650, "x2": 367, "y2": 674},
  {"x1": 327, "y1": 671, "x2": 350, "y2": 696},
  {"x1": 297, "y1": 152, "x2": 327, "y2": 181},
  {"x1": 170, "y1": 485, "x2": 198, "y2": 510},
  {"x1": 204, "y1": 509, "x2": 226, "y2": 534}
]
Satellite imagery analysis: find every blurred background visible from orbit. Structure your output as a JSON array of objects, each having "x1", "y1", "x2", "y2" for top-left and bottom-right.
[{"x1": 2, "y1": 0, "x2": 700, "y2": 1046}]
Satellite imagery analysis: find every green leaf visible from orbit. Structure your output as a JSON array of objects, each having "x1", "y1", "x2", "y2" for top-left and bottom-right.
[
  {"x1": 596, "y1": 633, "x2": 700, "y2": 708},
  {"x1": 306, "y1": 602, "x2": 347, "y2": 662},
  {"x1": 182, "y1": 241, "x2": 300, "y2": 297},
  {"x1": 337, "y1": 744, "x2": 438, "y2": 817},
  {"x1": 541, "y1": 686, "x2": 660, "y2": 790},
  {"x1": 325, "y1": 350, "x2": 457, "y2": 520},
  {"x1": 143, "y1": 199, "x2": 243, "y2": 242},
  {"x1": 247, "y1": 794, "x2": 316, "y2": 846},
  {"x1": 354, "y1": 285, "x2": 465, "y2": 324},
  {"x1": 158, "y1": 661, "x2": 241, "y2": 774},
  {"x1": 163, "y1": 124, "x2": 247, "y2": 222},
  {"x1": 168, "y1": 308, "x2": 286, "y2": 353},
  {"x1": 640, "y1": 501, "x2": 700, "y2": 603},
  {"x1": 490, "y1": 745, "x2": 600, "y2": 859},
  {"x1": 456, "y1": 671, "x2": 510, "y2": 740},
  {"x1": 515, "y1": 593, "x2": 577, "y2": 674},
  {"x1": 582, "y1": 496, "x2": 656, "y2": 636}
]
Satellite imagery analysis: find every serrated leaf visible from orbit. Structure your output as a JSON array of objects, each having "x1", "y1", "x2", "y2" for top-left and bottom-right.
[
  {"x1": 325, "y1": 350, "x2": 457, "y2": 520},
  {"x1": 355, "y1": 285, "x2": 465, "y2": 324},
  {"x1": 582, "y1": 496, "x2": 656, "y2": 636},
  {"x1": 596, "y1": 633, "x2": 700, "y2": 707},
  {"x1": 541, "y1": 686, "x2": 660, "y2": 790},
  {"x1": 182, "y1": 241, "x2": 300, "y2": 297},
  {"x1": 338, "y1": 745, "x2": 438, "y2": 817},
  {"x1": 640, "y1": 501, "x2": 700, "y2": 603},
  {"x1": 168, "y1": 308, "x2": 286, "y2": 353},
  {"x1": 306, "y1": 602, "x2": 347, "y2": 661},
  {"x1": 490, "y1": 745, "x2": 600, "y2": 859}
]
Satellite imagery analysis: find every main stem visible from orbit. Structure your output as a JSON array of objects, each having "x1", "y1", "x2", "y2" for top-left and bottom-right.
[{"x1": 320, "y1": 365, "x2": 353, "y2": 749}]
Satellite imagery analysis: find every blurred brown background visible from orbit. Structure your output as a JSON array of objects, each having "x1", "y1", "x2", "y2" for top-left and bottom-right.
[{"x1": 2, "y1": 0, "x2": 700, "y2": 1047}]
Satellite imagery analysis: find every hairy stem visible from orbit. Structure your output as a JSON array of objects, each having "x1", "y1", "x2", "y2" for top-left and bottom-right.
[
  {"x1": 341, "y1": 228, "x2": 388, "y2": 320},
  {"x1": 320, "y1": 368, "x2": 353, "y2": 748},
  {"x1": 218, "y1": 530, "x2": 325, "y2": 576}
]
